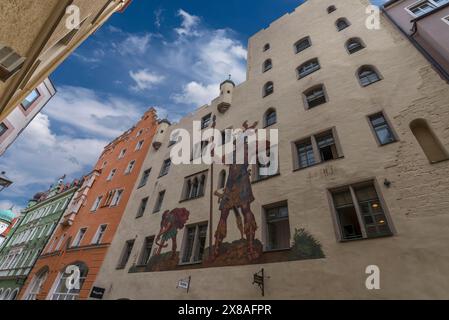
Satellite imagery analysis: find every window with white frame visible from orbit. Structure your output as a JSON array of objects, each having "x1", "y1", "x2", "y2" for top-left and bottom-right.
[
  {"x1": 330, "y1": 181, "x2": 393, "y2": 241},
  {"x1": 110, "y1": 189, "x2": 123, "y2": 207},
  {"x1": 72, "y1": 228, "x2": 87, "y2": 247},
  {"x1": 181, "y1": 223, "x2": 208, "y2": 264},
  {"x1": 90, "y1": 196, "x2": 103, "y2": 212},
  {"x1": 50, "y1": 263, "x2": 88, "y2": 300},
  {"x1": 135, "y1": 140, "x2": 144, "y2": 151},
  {"x1": 91, "y1": 224, "x2": 107, "y2": 245},
  {"x1": 124, "y1": 160, "x2": 136, "y2": 175},
  {"x1": 407, "y1": 0, "x2": 437, "y2": 16},
  {"x1": 106, "y1": 169, "x2": 116, "y2": 181},
  {"x1": 24, "y1": 270, "x2": 48, "y2": 300},
  {"x1": 118, "y1": 148, "x2": 127, "y2": 159}
]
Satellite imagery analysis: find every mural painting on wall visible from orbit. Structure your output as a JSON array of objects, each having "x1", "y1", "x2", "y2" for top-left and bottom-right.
[{"x1": 134, "y1": 121, "x2": 325, "y2": 273}]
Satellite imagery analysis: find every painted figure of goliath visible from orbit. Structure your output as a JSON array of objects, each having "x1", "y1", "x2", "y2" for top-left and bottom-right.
[{"x1": 213, "y1": 121, "x2": 260, "y2": 261}]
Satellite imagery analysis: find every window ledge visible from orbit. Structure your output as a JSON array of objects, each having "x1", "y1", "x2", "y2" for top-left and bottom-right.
[
  {"x1": 293, "y1": 156, "x2": 345, "y2": 173},
  {"x1": 251, "y1": 173, "x2": 281, "y2": 184},
  {"x1": 178, "y1": 261, "x2": 203, "y2": 267},
  {"x1": 179, "y1": 195, "x2": 205, "y2": 203}
]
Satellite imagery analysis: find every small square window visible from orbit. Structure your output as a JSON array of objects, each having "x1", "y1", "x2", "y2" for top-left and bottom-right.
[{"x1": 21, "y1": 89, "x2": 40, "y2": 110}]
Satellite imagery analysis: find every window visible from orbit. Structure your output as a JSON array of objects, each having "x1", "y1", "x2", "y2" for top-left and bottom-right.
[
  {"x1": 169, "y1": 130, "x2": 181, "y2": 147},
  {"x1": 24, "y1": 270, "x2": 48, "y2": 300},
  {"x1": 263, "y1": 43, "x2": 270, "y2": 52},
  {"x1": 294, "y1": 37, "x2": 311, "y2": 54},
  {"x1": 90, "y1": 196, "x2": 103, "y2": 212},
  {"x1": 264, "y1": 108, "x2": 277, "y2": 127},
  {"x1": 181, "y1": 223, "x2": 208, "y2": 264},
  {"x1": 159, "y1": 159, "x2": 171, "y2": 177},
  {"x1": 138, "y1": 169, "x2": 151, "y2": 188},
  {"x1": 443, "y1": 15, "x2": 449, "y2": 25},
  {"x1": 297, "y1": 58, "x2": 320, "y2": 79},
  {"x1": 21, "y1": 89, "x2": 40, "y2": 110},
  {"x1": 182, "y1": 173, "x2": 207, "y2": 201},
  {"x1": 138, "y1": 236, "x2": 154, "y2": 265},
  {"x1": 336, "y1": 18, "x2": 350, "y2": 31},
  {"x1": 135, "y1": 140, "x2": 144, "y2": 151},
  {"x1": 91, "y1": 225, "x2": 107, "y2": 245},
  {"x1": 153, "y1": 190, "x2": 166, "y2": 213},
  {"x1": 118, "y1": 149, "x2": 127, "y2": 159},
  {"x1": 410, "y1": 119, "x2": 449, "y2": 163},
  {"x1": 358, "y1": 66, "x2": 381, "y2": 87},
  {"x1": 303, "y1": 85, "x2": 327, "y2": 109},
  {"x1": 72, "y1": 228, "x2": 87, "y2": 247},
  {"x1": 136, "y1": 129, "x2": 143, "y2": 137},
  {"x1": 263, "y1": 59, "x2": 272, "y2": 72},
  {"x1": 368, "y1": 113, "x2": 397, "y2": 146},
  {"x1": 218, "y1": 170, "x2": 227, "y2": 189},
  {"x1": 125, "y1": 160, "x2": 136, "y2": 175},
  {"x1": 106, "y1": 169, "x2": 116, "y2": 181},
  {"x1": 330, "y1": 181, "x2": 393, "y2": 241},
  {"x1": 50, "y1": 263, "x2": 88, "y2": 300},
  {"x1": 263, "y1": 82, "x2": 274, "y2": 97},
  {"x1": 201, "y1": 114, "x2": 212, "y2": 129},
  {"x1": 110, "y1": 189, "x2": 124, "y2": 207},
  {"x1": 264, "y1": 203, "x2": 290, "y2": 251},
  {"x1": 408, "y1": 0, "x2": 437, "y2": 16},
  {"x1": 117, "y1": 240, "x2": 135, "y2": 269},
  {"x1": 294, "y1": 129, "x2": 341, "y2": 170},
  {"x1": 327, "y1": 5, "x2": 337, "y2": 13},
  {"x1": 346, "y1": 38, "x2": 365, "y2": 54},
  {"x1": 0, "y1": 44, "x2": 26, "y2": 82},
  {"x1": 0, "y1": 123, "x2": 8, "y2": 137},
  {"x1": 136, "y1": 197, "x2": 149, "y2": 218}
]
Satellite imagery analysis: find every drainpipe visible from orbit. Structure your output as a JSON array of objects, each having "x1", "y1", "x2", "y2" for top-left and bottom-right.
[{"x1": 382, "y1": 7, "x2": 449, "y2": 82}]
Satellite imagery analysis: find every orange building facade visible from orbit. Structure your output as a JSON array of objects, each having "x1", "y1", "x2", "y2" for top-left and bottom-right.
[{"x1": 18, "y1": 108, "x2": 160, "y2": 300}]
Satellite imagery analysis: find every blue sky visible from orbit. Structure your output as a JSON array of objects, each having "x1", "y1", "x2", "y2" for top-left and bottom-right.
[{"x1": 0, "y1": 0, "x2": 386, "y2": 213}]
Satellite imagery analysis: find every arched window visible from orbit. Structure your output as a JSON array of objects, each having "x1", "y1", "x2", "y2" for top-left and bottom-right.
[
  {"x1": 327, "y1": 5, "x2": 336, "y2": 14},
  {"x1": 2, "y1": 288, "x2": 11, "y2": 300},
  {"x1": 263, "y1": 59, "x2": 272, "y2": 72},
  {"x1": 264, "y1": 108, "x2": 277, "y2": 127},
  {"x1": 25, "y1": 268, "x2": 49, "y2": 300},
  {"x1": 410, "y1": 119, "x2": 449, "y2": 163},
  {"x1": 263, "y1": 82, "x2": 274, "y2": 97},
  {"x1": 336, "y1": 18, "x2": 350, "y2": 31},
  {"x1": 297, "y1": 58, "x2": 320, "y2": 79},
  {"x1": 304, "y1": 85, "x2": 327, "y2": 109},
  {"x1": 263, "y1": 43, "x2": 270, "y2": 52},
  {"x1": 346, "y1": 38, "x2": 365, "y2": 54},
  {"x1": 218, "y1": 170, "x2": 227, "y2": 189},
  {"x1": 50, "y1": 262, "x2": 88, "y2": 300},
  {"x1": 8, "y1": 288, "x2": 19, "y2": 300},
  {"x1": 294, "y1": 37, "x2": 311, "y2": 54},
  {"x1": 357, "y1": 65, "x2": 382, "y2": 87}
]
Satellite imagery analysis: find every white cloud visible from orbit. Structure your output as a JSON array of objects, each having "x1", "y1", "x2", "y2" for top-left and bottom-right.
[
  {"x1": 114, "y1": 33, "x2": 151, "y2": 56},
  {"x1": 129, "y1": 69, "x2": 166, "y2": 91},
  {"x1": 0, "y1": 113, "x2": 107, "y2": 199},
  {"x1": 172, "y1": 82, "x2": 219, "y2": 107},
  {"x1": 43, "y1": 86, "x2": 142, "y2": 139},
  {"x1": 175, "y1": 9, "x2": 201, "y2": 37},
  {"x1": 154, "y1": 8, "x2": 164, "y2": 28}
]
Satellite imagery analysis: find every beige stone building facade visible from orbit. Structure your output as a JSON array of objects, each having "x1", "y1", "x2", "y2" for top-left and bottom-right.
[
  {"x1": 93, "y1": 0, "x2": 449, "y2": 299},
  {"x1": 0, "y1": 0, "x2": 131, "y2": 121}
]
